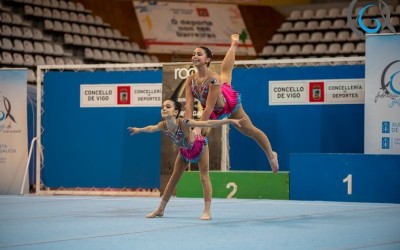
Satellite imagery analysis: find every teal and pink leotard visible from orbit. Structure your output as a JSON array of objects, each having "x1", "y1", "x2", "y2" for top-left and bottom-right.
[
  {"x1": 162, "y1": 118, "x2": 208, "y2": 163},
  {"x1": 191, "y1": 79, "x2": 241, "y2": 120}
]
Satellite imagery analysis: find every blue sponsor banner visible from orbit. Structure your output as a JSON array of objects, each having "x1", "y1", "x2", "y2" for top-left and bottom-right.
[
  {"x1": 42, "y1": 70, "x2": 162, "y2": 188},
  {"x1": 230, "y1": 65, "x2": 365, "y2": 171}
]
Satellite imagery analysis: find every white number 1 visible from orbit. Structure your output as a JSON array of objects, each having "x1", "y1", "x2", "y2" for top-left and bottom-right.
[{"x1": 343, "y1": 174, "x2": 352, "y2": 195}]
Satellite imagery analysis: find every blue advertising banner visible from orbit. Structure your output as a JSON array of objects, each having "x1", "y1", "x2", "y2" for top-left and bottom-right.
[
  {"x1": 229, "y1": 65, "x2": 365, "y2": 171},
  {"x1": 365, "y1": 34, "x2": 400, "y2": 154},
  {"x1": 41, "y1": 70, "x2": 162, "y2": 188}
]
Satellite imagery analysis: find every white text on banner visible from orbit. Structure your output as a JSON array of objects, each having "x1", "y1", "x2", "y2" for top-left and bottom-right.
[
  {"x1": 269, "y1": 79, "x2": 364, "y2": 105},
  {"x1": 80, "y1": 84, "x2": 162, "y2": 108},
  {"x1": 133, "y1": 1, "x2": 255, "y2": 55}
]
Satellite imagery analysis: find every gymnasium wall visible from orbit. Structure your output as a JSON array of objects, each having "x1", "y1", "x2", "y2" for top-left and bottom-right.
[
  {"x1": 229, "y1": 64, "x2": 365, "y2": 171},
  {"x1": 41, "y1": 70, "x2": 162, "y2": 188},
  {"x1": 39, "y1": 63, "x2": 365, "y2": 189}
]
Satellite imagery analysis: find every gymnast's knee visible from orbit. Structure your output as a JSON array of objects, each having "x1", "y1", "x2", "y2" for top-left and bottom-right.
[{"x1": 199, "y1": 173, "x2": 210, "y2": 184}]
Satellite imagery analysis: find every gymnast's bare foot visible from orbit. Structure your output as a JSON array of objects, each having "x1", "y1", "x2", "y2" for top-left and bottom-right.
[
  {"x1": 231, "y1": 34, "x2": 239, "y2": 47},
  {"x1": 200, "y1": 212, "x2": 211, "y2": 220},
  {"x1": 269, "y1": 151, "x2": 279, "y2": 173},
  {"x1": 146, "y1": 209, "x2": 164, "y2": 218}
]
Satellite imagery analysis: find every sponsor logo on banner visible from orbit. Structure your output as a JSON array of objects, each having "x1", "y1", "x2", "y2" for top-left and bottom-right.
[
  {"x1": 347, "y1": 0, "x2": 397, "y2": 38},
  {"x1": 269, "y1": 79, "x2": 364, "y2": 105},
  {"x1": 0, "y1": 95, "x2": 21, "y2": 134},
  {"x1": 382, "y1": 137, "x2": 390, "y2": 149},
  {"x1": 80, "y1": 84, "x2": 162, "y2": 107},
  {"x1": 0, "y1": 103, "x2": 19, "y2": 162},
  {"x1": 382, "y1": 121, "x2": 390, "y2": 133},
  {"x1": 171, "y1": 66, "x2": 198, "y2": 117},
  {"x1": 174, "y1": 67, "x2": 197, "y2": 80},
  {"x1": 309, "y1": 82, "x2": 325, "y2": 102},
  {"x1": 379, "y1": 120, "x2": 400, "y2": 150},
  {"x1": 375, "y1": 60, "x2": 400, "y2": 108},
  {"x1": 0, "y1": 95, "x2": 16, "y2": 124},
  {"x1": 380, "y1": 120, "x2": 400, "y2": 150},
  {"x1": 117, "y1": 86, "x2": 131, "y2": 105},
  {"x1": 196, "y1": 8, "x2": 209, "y2": 17}
]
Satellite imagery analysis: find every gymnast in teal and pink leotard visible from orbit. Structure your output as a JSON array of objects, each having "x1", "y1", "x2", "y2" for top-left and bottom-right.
[
  {"x1": 162, "y1": 117, "x2": 208, "y2": 163},
  {"x1": 184, "y1": 34, "x2": 279, "y2": 174},
  {"x1": 191, "y1": 77, "x2": 242, "y2": 120},
  {"x1": 128, "y1": 99, "x2": 246, "y2": 220}
]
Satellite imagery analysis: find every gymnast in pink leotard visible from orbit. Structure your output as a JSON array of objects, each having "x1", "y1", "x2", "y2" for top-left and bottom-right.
[
  {"x1": 184, "y1": 34, "x2": 279, "y2": 173},
  {"x1": 128, "y1": 99, "x2": 246, "y2": 220},
  {"x1": 190, "y1": 74, "x2": 241, "y2": 120}
]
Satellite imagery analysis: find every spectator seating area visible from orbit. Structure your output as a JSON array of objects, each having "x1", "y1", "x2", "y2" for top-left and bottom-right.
[
  {"x1": 1, "y1": 0, "x2": 159, "y2": 84},
  {"x1": 2, "y1": 1, "x2": 400, "y2": 83},
  {"x1": 259, "y1": 5, "x2": 400, "y2": 59}
]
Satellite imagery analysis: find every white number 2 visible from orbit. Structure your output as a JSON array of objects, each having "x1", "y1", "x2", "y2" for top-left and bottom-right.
[
  {"x1": 226, "y1": 182, "x2": 238, "y2": 198},
  {"x1": 343, "y1": 174, "x2": 352, "y2": 195}
]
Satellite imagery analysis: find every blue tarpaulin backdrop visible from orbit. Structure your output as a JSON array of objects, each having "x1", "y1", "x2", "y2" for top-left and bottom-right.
[
  {"x1": 229, "y1": 65, "x2": 365, "y2": 171},
  {"x1": 38, "y1": 65, "x2": 365, "y2": 188},
  {"x1": 41, "y1": 70, "x2": 162, "y2": 188}
]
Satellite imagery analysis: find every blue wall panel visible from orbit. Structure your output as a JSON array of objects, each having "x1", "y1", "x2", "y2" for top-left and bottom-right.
[
  {"x1": 290, "y1": 153, "x2": 400, "y2": 203},
  {"x1": 42, "y1": 70, "x2": 162, "y2": 188},
  {"x1": 40, "y1": 65, "x2": 366, "y2": 187},
  {"x1": 230, "y1": 65, "x2": 365, "y2": 171}
]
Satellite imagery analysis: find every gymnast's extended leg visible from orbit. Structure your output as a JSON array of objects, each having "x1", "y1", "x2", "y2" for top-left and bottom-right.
[
  {"x1": 197, "y1": 145, "x2": 212, "y2": 220},
  {"x1": 146, "y1": 156, "x2": 188, "y2": 218}
]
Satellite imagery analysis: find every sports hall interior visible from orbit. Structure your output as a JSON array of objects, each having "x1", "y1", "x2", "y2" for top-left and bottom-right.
[{"x1": 2, "y1": 0, "x2": 400, "y2": 85}]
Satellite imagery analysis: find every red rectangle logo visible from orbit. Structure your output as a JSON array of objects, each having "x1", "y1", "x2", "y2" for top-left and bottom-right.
[
  {"x1": 196, "y1": 8, "x2": 209, "y2": 17},
  {"x1": 309, "y1": 82, "x2": 324, "y2": 102},
  {"x1": 117, "y1": 86, "x2": 131, "y2": 105}
]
